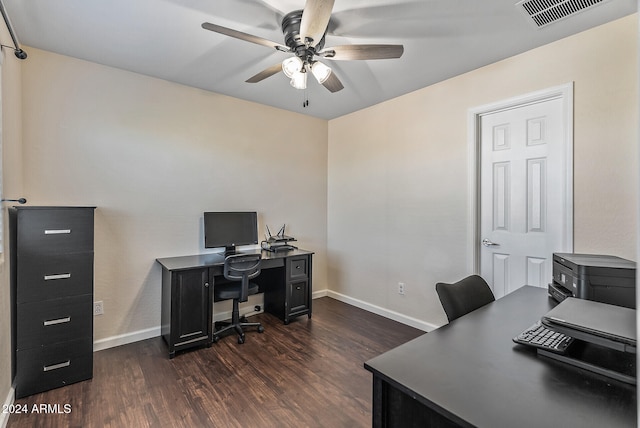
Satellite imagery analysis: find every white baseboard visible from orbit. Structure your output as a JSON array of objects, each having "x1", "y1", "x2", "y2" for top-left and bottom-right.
[
  {"x1": 326, "y1": 290, "x2": 438, "y2": 332},
  {"x1": 312, "y1": 289, "x2": 328, "y2": 299},
  {"x1": 93, "y1": 326, "x2": 160, "y2": 352},
  {"x1": 0, "y1": 386, "x2": 14, "y2": 428},
  {"x1": 92, "y1": 288, "x2": 432, "y2": 352}
]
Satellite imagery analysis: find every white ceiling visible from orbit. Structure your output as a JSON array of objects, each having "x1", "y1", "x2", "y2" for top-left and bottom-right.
[{"x1": 3, "y1": 0, "x2": 636, "y2": 119}]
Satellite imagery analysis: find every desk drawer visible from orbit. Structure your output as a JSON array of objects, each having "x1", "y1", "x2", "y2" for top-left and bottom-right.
[
  {"x1": 16, "y1": 252, "x2": 93, "y2": 303},
  {"x1": 16, "y1": 294, "x2": 93, "y2": 349},
  {"x1": 289, "y1": 279, "x2": 309, "y2": 315},
  {"x1": 16, "y1": 208, "x2": 94, "y2": 255},
  {"x1": 14, "y1": 338, "x2": 93, "y2": 399},
  {"x1": 288, "y1": 257, "x2": 308, "y2": 279}
]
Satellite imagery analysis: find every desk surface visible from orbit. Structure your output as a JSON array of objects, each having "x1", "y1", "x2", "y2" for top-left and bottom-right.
[
  {"x1": 156, "y1": 248, "x2": 314, "y2": 271},
  {"x1": 365, "y1": 286, "x2": 636, "y2": 428}
]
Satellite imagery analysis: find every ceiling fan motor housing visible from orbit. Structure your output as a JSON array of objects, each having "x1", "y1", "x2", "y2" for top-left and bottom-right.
[{"x1": 282, "y1": 10, "x2": 326, "y2": 58}]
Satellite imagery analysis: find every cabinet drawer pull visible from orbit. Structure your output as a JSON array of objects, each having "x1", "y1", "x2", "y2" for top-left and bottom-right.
[
  {"x1": 44, "y1": 273, "x2": 72, "y2": 281},
  {"x1": 43, "y1": 360, "x2": 70, "y2": 372},
  {"x1": 43, "y1": 317, "x2": 71, "y2": 326},
  {"x1": 44, "y1": 229, "x2": 71, "y2": 235}
]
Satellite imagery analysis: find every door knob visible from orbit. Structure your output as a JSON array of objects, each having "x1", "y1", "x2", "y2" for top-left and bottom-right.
[{"x1": 482, "y1": 238, "x2": 500, "y2": 247}]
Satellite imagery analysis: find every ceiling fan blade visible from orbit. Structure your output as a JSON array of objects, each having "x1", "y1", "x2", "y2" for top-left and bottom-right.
[
  {"x1": 299, "y1": 0, "x2": 335, "y2": 47},
  {"x1": 319, "y1": 44, "x2": 404, "y2": 60},
  {"x1": 246, "y1": 63, "x2": 283, "y2": 83},
  {"x1": 202, "y1": 22, "x2": 288, "y2": 51},
  {"x1": 321, "y1": 72, "x2": 344, "y2": 93}
]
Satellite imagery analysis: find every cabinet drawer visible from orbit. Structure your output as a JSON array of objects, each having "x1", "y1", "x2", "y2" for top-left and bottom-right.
[
  {"x1": 17, "y1": 208, "x2": 94, "y2": 255},
  {"x1": 289, "y1": 257, "x2": 308, "y2": 279},
  {"x1": 14, "y1": 338, "x2": 93, "y2": 399},
  {"x1": 16, "y1": 295, "x2": 93, "y2": 349},
  {"x1": 16, "y1": 252, "x2": 93, "y2": 303}
]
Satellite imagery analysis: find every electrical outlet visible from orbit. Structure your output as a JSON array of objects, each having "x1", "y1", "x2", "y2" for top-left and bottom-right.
[
  {"x1": 398, "y1": 282, "x2": 405, "y2": 295},
  {"x1": 93, "y1": 301, "x2": 104, "y2": 316}
]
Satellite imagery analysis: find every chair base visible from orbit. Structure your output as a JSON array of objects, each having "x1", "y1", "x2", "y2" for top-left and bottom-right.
[{"x1": 213, "y1": 298, "x2": 264, "y2": 344}]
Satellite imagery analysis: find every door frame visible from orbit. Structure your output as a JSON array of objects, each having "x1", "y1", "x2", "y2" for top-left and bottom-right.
[{"x1": 467, "y1": 83, "x2": 574, "y2": 274}]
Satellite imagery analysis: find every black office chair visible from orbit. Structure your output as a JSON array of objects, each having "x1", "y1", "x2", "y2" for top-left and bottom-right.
[
  {"x1": 435, "y1": 275, "x2": 495, "y2": 322},
  {"x1": 213, "y1": 253, "x2": 265, "y2": 344}
]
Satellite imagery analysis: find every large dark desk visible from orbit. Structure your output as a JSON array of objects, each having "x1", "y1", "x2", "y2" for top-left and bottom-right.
[
  {"x1": 365, "y1": 286, "x2": 636, "y2": 427},
  {"x1": 157, "y1": 249, "x2": 313, "y2": 358}
]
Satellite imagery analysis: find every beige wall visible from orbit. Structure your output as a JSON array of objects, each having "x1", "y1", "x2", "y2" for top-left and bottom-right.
[
  {"x1": 0, "y1": 23, "x2": 24, "y2": 417},
  {"x1": 328, "y1": 15, "x2": 638, "y2": 328},
  {"x1": 19, "y1": 47, "x2": 328, "y2": 343}
]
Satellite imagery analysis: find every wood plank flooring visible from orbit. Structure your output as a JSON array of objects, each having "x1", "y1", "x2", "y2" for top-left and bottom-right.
[{"x1": 7, "y1": 297, "x2": 424, "y2": 428}]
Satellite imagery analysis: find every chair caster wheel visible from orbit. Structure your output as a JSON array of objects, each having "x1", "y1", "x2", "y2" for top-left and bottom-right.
[
  {"x1": 237, "y1": 335, "x2": 245, "y2": 344},
  {"x1": 212, "y1": 336, "x2": 220, "y2": 343},
  {"x1": 257, "y1": 326, "x2": 265, "y2": 333}
]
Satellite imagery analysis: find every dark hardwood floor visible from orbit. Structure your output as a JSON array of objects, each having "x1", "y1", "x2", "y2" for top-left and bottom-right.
[{"x1": 8, "y1": 297, "x2": 424, "y2": 428}]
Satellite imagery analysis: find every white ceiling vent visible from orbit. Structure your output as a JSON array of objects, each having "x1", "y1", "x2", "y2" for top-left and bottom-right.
[{"x1": 516, "y1": 0, "x2": 609, "y2": 28}]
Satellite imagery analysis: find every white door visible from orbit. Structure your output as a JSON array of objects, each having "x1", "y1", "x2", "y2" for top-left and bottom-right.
[{"x1": 478, "y1": 90, "x2": 572, "y2": 299}]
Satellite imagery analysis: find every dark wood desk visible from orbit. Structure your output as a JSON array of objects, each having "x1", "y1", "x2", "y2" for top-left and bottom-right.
[
  {"x1": 365, "y1": 286, "x2": 636, "y2": 427},
  {"x1": 157, "y1": 249, "x2": 313, "y2": 358}
]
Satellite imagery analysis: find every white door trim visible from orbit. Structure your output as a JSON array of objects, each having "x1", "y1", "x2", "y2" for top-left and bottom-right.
[{"x1": 467, "y1": 83, "x2": 574, "y2": 274}]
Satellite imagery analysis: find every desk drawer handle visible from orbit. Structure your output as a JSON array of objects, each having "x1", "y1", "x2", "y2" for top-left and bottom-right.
[
  {"x1": 44, "y1": 273, "x2": 72, "y2": 281},
  {"x1": 43, "y1": 317, "x2": 71, "y2": 326},
  {"x1": 43, "y1": 360, "x2": 70, "y2": 372},
  {"x1": 44, "y1": 229, "x2": 71, "y2": 235}
]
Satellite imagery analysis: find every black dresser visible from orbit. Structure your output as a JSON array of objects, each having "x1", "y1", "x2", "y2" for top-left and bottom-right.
[{"x1": 9, "y1": 206, "x2": 96, "y2": 398}]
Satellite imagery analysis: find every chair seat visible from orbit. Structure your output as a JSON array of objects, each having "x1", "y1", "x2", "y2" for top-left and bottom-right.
[{"x1": 215, "y1": 282, "x2": 259, "y2": 301}]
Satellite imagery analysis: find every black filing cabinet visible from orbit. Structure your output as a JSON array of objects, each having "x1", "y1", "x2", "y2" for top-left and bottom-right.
[
  {"x1": 262, "y1": 253, "x2": 313, "y2": 324},
  {"x1": 10, "y1": 206, "x2": 95, "y2": 398},
  {"x1": 286, "y1": 255, "x2": 311, "y2": 320}
]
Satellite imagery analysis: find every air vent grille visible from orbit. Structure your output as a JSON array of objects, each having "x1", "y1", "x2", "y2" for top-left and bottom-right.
[{"x1": 516, "y1": 0, "x2": 607, "y2": 28}]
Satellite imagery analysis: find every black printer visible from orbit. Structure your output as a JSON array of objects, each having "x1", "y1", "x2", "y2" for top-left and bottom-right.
[{"x1": 549, "y1": 253, "x2": 636, "y2": 309}]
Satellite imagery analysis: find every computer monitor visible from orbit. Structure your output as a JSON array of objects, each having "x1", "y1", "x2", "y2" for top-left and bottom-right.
[{"x1": 204, "y1": 211, "x2": 258, "y2": 255}]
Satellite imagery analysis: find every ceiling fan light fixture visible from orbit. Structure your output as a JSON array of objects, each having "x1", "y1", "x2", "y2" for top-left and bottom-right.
[
  {"x1": 282, "y1": 56, "x2": 303, "y2": 78},
  {"x1": 290, "y1": 70, "x2": 307, "y2": 89},
  {"x1": 311, "y1": 61, "x2": 332, "y2": 84}
]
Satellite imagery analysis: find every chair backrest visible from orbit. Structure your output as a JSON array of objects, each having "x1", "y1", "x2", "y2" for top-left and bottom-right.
[
  {"x1": 435, "y1": 275, "x2": 495, "y2": 322},
  {"x1": 223, "y1": 253, "x2": 262, "y2": 302}
]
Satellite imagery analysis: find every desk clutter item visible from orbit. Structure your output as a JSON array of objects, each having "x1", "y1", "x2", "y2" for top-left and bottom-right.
[
  {"x1": 550, "y1": 253, "x2": 636, "y2": 308},
  {"x1": 261, "y1": 224, "x2": 298, "y2": 252},
  {"x1": 539, "y1": 298, "x2": 636, "y2": 385},
  {"x1": 10, "y1": 206, "x2": 96, "y2": 398},
  {"x1": 513, "y1": 321, "x2": 574, "y2": 354}
]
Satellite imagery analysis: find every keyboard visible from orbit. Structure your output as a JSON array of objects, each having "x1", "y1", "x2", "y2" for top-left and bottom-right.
[{"x1": 513, "y1": 321, "x2": 574, "y2": 354}]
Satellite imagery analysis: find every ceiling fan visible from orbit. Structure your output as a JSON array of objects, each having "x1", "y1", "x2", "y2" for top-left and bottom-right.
[{"x1": 201, "y1": 0, "x2": 404, "y2": 93}]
